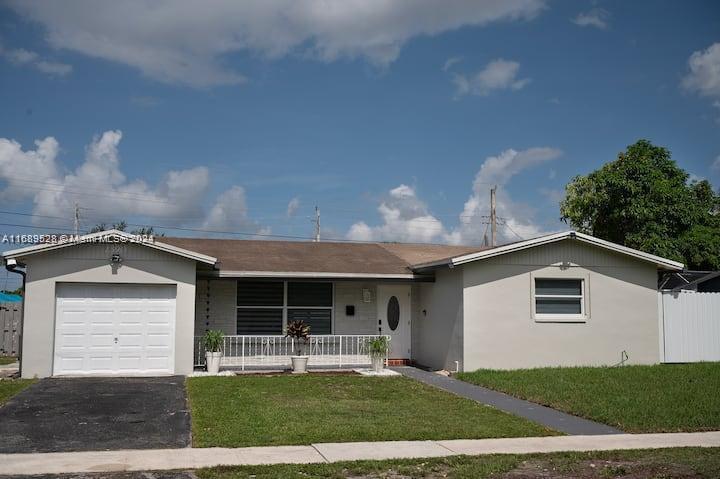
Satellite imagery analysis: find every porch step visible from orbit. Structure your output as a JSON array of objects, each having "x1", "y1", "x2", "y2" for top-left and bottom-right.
[{"x1": 386, "y1": 359, "x2": 412, "y2": 366}]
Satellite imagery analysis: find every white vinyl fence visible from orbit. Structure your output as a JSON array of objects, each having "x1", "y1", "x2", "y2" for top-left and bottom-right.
[{"x1": 660, "y1": 291, "x2": 720, "y2": 363}]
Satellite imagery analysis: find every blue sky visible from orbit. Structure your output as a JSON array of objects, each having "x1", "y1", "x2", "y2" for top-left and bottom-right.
[{"x1": 1, "y1": 0, "x2": 719, "y2": 275}]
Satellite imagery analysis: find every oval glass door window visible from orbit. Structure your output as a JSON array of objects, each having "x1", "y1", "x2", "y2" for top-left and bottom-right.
[{"x1": 387, "y1": 296, "x2": 400, "y2": 331}]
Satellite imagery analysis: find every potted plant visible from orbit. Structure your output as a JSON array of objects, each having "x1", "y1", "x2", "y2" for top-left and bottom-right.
[
  {"x1": 286, "y1": 319, "x2": 310, "y2": 374},
  {"x1": 366, "y1": 336, "x2": 390, "y2": 372},
  {"x1": 204, "y1": 329, "x2": 224, "y2": 374}
]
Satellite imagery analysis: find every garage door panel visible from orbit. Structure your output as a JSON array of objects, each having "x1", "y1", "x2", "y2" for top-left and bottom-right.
[
  {"x1": 147, "y1": 333, "x2": 172, "y2": 348},
  {"x1": 54, "y1": 284, "x2": 176, "y2": 376}
]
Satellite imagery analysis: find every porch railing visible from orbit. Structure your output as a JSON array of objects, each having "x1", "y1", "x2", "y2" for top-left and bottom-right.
[{"x1": 194, "y1": 334, "x2": 390, "y2": 370}]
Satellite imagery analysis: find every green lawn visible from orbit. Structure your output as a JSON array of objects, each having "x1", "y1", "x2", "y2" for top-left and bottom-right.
[
  {"x1": 457, "y1": 363, "x2": 720, "y2": 433},
  {"x1": 0, "y1": 379, "x2": 35, "y2": 406},
  {"x1": 197, "y1": 447, "x2": 720, "y2": 479},
  {"x1": 187, "y1": 375, "x2": 556, "y2": 448},
  {"x1": 0, "y1": 356, "x2": 17, "y2": 366}
]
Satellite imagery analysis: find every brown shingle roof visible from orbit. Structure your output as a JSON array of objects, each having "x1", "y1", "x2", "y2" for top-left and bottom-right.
[
  {"x1": 378, "y1": 242, "x2": 486, "y2": 265},
  {"x1": 160, "y1": 237, "x2": 487, "y2": 275}
]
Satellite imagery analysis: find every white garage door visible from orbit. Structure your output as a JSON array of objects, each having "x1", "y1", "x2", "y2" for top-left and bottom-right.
[{"x1": 54, "y1": 283, "x2": 176, "y2": 376}]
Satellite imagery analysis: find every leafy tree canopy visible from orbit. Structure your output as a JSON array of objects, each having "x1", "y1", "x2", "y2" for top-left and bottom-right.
[{"x1": 560, "y1": 139, "x2": 720, "y2": 270}]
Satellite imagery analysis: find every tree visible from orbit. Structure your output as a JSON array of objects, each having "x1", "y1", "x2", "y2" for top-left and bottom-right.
[
  {"x1": 88, "y1": 221, "x2": 164, "y2": 236},
  {"x1": 560, "y1": 139, "x2": 720, "y2": 270}
]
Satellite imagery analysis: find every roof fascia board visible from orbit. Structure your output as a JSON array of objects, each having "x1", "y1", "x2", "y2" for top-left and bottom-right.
[
  {"x1": 2, "y1": 230, "x2": 217, "y2": 265},
  {"x1": 212, "y1": 270, "x2": 431, "y2": 280}
]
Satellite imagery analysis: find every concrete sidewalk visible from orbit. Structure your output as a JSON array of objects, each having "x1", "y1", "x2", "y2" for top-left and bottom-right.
[
  {"x1": 1, "y1": 431, "x2": 719, "y2": 476},
  {"x1": 394, "y1": 366, "x2": 622, "y2": 435}
]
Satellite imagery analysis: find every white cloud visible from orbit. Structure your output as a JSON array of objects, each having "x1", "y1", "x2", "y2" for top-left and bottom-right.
[
  {"x1": 539, "y1": 187, "x2": 565, "y2": 204},
  {"x1": 442, "y1": 56, "x2": 462, "y2": 72},
  {"x1": 7, "y1": 0, "x2": 545, "y2": 87},
  {"x1": 447, "y1": 147, "x2": 563, "y2": 244},
  {"x1": 202, "y1": 185, "x2": 269, "y2": 235},
  {"x1": 287, "y1": 197, "x2": 301, "y2": 217},
  {"x1": 571, "y1": 8, "x2": 610, "y2": 29},
  {"x1": 347, "y1": 147, "x2": 562, "y2": 245},
  {"x1": 0, "y1": 131, "x2": 267, "y2": 234},
  {"x1": 0, "y1": 45, "x2": 72, "y2": 77},
  {"x1": 682, "y1": 43, "x2": 720, "y2": 99},
  {"x1": 711, "y1": 155, "x2": 720, "y2": 174},
  {"x1": 452, "y1": 59, "x2": 530, "y2": 97},
  {"x1": 346, "y1": 184, "x2": 447, "y2": 243}
]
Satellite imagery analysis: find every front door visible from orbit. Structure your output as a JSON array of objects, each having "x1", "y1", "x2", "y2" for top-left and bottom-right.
[{"x1": 377, "y1": 284, "x2": 411, "y2": 359}]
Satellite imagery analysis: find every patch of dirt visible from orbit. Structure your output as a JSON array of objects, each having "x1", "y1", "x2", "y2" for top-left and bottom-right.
[
  {"x1": 498, "y1": 459, "x2": 703, "y2": 479},
  {"x1": 345, "y1": 464, "x2": 453, "y2": 478}
]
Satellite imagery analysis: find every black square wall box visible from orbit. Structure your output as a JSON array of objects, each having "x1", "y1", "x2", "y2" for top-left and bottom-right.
[{"x1": 346, "y1": 305, "x2": 355, "y2": 316}]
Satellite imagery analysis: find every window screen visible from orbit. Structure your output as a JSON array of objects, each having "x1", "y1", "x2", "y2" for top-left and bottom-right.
[
  {"x1": 288, "y1": 308, "x2": 332, "y2": 334},
  {"x1": 236, "y1": 281, "x2": 333, "y2": 334},
  {"x1": 287, "y1": 282, "x2": 332, "y2": 307},
  {"x1": 237, "y1": 281, "x2": 284, "y2": 306},
  {"x1": 535, "y1": 278, "x2": 583, "y2": 316},
  {"x1": 236, "y1": 308, "x2": 283, "y2": 334}
]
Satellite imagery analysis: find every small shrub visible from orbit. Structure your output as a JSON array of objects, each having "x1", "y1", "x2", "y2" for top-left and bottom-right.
[
  {"x1": 366, "y1": 336, "x2": 390, "y2": 358},
  {"x1": 203, "y1": 330, "x2": 225, "y2": 353},
  {"x1": 285, "y1": 320, "x2": 310, "y2": 355}
]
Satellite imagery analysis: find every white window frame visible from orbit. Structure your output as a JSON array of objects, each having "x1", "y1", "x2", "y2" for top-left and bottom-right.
[
  {"x1": 531, "y1": 274, "x2": 588, "y2": 322},
  {"x1": 236, "y1": 280, "x2": 335, "y2": 334}
]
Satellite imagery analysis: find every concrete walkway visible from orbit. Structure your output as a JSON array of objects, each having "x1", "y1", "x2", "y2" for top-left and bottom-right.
[
  {"x1": 394, "y1": 366, "x2": 622, "y2": 435},
  {"x1": 1, "y1": 432, "x2": 719, "y2": 475}
]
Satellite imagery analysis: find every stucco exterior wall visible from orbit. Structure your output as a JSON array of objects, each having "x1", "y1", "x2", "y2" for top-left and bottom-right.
[
  {"x1": 461, "y1": 240, "x2": 660, "y2": 371},
  {"x1": 20, "y1": 242, "x2": 197, "y2": 378},
  {"x1": 414, "y1": 268, "x2": 463, "y2": 371},
  {"x1": 334, "y1": 282, "x2": 378, "y2": 334},
  {"x1": 195, "y1": 279, "x2": 237, "y2": 335}
]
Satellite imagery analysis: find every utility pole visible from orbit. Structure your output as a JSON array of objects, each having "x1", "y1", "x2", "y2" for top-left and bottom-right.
[
  {"x1": 314, "y1": 206, "x2": 320, "y2": 242},
  {"x1": 74, "y1": 202, "x2": 80, "y2": 236},
  {"x1": 490, "y1": 186, "x2": 497, "y2": 247}
]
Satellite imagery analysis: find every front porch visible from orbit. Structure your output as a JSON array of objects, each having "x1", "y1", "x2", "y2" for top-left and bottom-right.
[
  {"x1": 193, "y1": 334, "x2": 390, "y2": 370},
  {"x1": 193, "y1": 278, "x2": 417, "y2": 370}
]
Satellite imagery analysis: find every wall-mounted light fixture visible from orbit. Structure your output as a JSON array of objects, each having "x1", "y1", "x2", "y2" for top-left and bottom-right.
[{"x1": 111, "y1": 253, "x2": 122, "y2": 264}]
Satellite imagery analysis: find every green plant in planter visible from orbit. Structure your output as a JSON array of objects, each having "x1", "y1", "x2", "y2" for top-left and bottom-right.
[
  {"x1": 365, "y1": 336, "x2": 390, "y2": 372},
  {"x1": 285, "y1": 320, "x2": 310, "y2": 356},
  {"x1": 365, "y1": 336, "x2": 390, "y2": 358},
  {"x1": 203, "y1": 329, "x2": 224, "y2": 353}
]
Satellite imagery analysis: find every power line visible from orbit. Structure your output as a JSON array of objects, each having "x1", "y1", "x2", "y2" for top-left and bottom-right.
[{"x1": 498, "y1": 219, "x2": 525, "y2": 241}]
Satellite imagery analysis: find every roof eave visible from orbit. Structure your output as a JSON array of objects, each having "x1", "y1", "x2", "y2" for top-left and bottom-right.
[
  {"x1": 208, "y1": 270, "x2": 434, "y2": 281},
  {"x1": 412, "y1": 231, "x2": 684, "y2": 272},
  {"x1": 2, "y1": 230, "x2": 217, "y2": 266}
]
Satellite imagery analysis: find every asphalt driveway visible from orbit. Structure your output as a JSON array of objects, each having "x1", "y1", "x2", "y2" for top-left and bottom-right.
[{"x1": 0, "y1": 376, "x2": 191, "y2": 453}]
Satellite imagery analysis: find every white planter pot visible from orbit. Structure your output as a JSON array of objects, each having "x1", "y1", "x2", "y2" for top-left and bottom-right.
[
  {"x1": 291, "y1": 355, "x2": 309, "y2": 374},
  {"x1": 206, "y1": 351, "x2": 222, "y2": 374},
  {"x1": 371, "y1": 355, "x2": 385, "y2": 373}
]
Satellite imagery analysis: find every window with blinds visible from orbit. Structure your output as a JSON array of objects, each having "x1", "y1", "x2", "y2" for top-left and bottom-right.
[
  {"x1": 534, "y1": 278, "x2": 585, "y2": 320},
  {"x1": 236, "y1": 281, "x2": 333, "y2": 335}
]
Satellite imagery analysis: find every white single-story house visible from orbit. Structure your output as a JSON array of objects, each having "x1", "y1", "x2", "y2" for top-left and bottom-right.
[{"x1": 2, "y1": 229, "x2": 683, "y2": 378}]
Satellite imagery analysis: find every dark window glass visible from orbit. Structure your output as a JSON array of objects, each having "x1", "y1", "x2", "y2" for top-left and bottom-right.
[
  {"x1": 387, "y1": 296, "x2": 400, "y2": 331},
  {"x1": 535, "y1": 279, "x2": 582, "y2": 296},
  {"x1": 288, "y1": 308, "x2": 331, "y2": 334},
  {"x1": 236, "y1": 308, "x2": 283, "y2": 334},
  {"x1": 536, "y1": 298, "x2": 582, "y2": 315},
  {"x1": 237, "y1": 281, "x2": 284, "y2": 306},
  {"x1": 287, "y1": 282, "x2": 332, "y2": 307}
]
